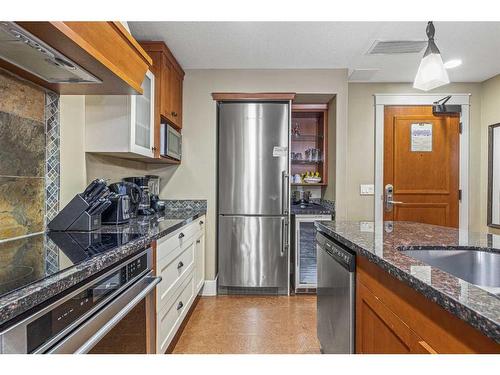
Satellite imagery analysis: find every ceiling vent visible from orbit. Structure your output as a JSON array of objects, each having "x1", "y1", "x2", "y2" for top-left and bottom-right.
[
  {"x1": 349, "y1": 69, "x2": 379, "y2": 81},
  {"x1": 366, "y1": 40, "x2": 427, "y2": 55}
]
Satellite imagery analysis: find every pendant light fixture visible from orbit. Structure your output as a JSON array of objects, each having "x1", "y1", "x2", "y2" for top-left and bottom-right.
[{"x1": 413, "y1": 21, "x2": 449, "y2": 91}]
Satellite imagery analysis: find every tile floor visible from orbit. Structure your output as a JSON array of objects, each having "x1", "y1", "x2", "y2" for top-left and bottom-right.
[{"x1": 171, "y1": 295, "x2": 320, "y2": 354}]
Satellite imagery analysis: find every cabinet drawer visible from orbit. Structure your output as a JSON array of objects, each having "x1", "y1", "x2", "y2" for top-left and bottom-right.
[
  {"x1": 157, "y1": 273, "x2": 194, "y2": 353},
  {"x1": 157, "y1": 216, "x2": 205, "y2": 260},
  {"x1": 157, "y1": 241, "x2": 194, "y2": 311}
]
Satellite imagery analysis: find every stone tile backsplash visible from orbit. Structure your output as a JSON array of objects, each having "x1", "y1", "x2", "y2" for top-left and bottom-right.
[
  {"x1": 0, "y1": 69, "x2": 60, "y2": 241},
  {"x1": 163, "y1": 200, "x2": 208, "y2": 212}
]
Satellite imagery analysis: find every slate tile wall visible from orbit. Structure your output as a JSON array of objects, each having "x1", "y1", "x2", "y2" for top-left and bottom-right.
[{"x1": 0, "y1": 69, "x2": 60, "y2": 241}]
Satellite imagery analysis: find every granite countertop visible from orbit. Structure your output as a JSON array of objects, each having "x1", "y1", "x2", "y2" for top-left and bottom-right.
[
  {"x1": 0, "y1": 208, "x2": 206, "y2": 328},
  {"x1": 291, "y1": 199, "x2": 335, "y2": 215},
  {"x1": 315, "y1": 220, "x2": 500, "y2": 343}
]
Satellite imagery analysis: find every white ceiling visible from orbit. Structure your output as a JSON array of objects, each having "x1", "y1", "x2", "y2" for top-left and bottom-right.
[{"x1": 129, "y1": 22, "x2": 500, "y2": 82}]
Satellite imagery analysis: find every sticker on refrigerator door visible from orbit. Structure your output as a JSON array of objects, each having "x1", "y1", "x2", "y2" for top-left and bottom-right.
[
  {"x1": 272, "y1": 146, "x2": 288, "y2": 157},
  {"x1": 411, "y1": 123, "x2": 432, "y2": 152}
]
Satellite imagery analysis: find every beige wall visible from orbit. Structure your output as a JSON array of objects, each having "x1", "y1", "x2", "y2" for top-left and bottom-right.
[
  {"x1": 347, "y1": 82, "x2": 483, "y2": 231},
  {"x1": 153, "y1": 69, "x2": 349, "y2": 279},
  {"x1": 481, "y1": 74, "x2": 500, "y2": 233},
  {"x1": 59, "y1": 96, "x2": 87, "y2": 207}
]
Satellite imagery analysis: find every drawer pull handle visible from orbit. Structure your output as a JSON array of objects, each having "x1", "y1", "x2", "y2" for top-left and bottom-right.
[
  {"x1": 199, "y1": 221, "x2": 204, "y2": 225},
  {"x1": 177, "y1": 301, "x2": 183, "y2": 311},
  {"x1": 171, "y1": 111, "x2": 178, "y2": 117},
  {"x1": 178, "y1": 232, "x2": 185, "y2": 239},
  {"x1": 196, "y1": 239, "x2": 201, "y2": 244},
  {"x1": 177, "y1": 261, "x2": 184, "y2": 269}
]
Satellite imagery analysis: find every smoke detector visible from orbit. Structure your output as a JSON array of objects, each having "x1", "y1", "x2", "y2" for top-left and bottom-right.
[{"x1": 366, "y1": 40, "x2": 427, "y2": 55}]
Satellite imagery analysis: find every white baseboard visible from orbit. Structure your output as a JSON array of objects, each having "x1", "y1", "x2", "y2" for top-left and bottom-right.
[{"x1": 201, "y1": 275, "x2": 218, "y2": 296}]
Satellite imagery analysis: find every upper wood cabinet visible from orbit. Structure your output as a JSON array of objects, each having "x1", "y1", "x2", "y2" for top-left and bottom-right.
[
  {"x1": 141, "y1": 41, "x2": 185, "y2": 130},
  {"x1": 0, "y1": 22, "x2": 152, "y2": 95},
  {"x1": 160, "y1": 54, "x2": 173, "y2": 120}
]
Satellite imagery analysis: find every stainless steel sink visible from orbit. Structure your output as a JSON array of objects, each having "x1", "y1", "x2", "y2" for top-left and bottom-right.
[{"x1": 400, "y1": 249, "x2": 500, "y2": 287}]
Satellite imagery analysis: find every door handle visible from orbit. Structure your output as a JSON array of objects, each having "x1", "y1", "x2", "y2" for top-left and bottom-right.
[
  {"x1": 384, "y1": 184, "x2": 404, "y2": 212},
  {"x1": 282, "y1": 170, "x2": 289, "y2": 215},
  {"x1": 280, "y1": 217, "x2": 288, "y2": 256}
]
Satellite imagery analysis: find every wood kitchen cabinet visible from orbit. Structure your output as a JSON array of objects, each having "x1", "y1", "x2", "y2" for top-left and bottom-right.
[
  {"x1": 291, "y1": 104, "x2": 328, "y2": 187},
  {"x1": 357, "y1": 282, "x2": 436, "y2": 354},
  {"x1": 356, "y1": 256, "x2": 500, "y2": 354},
  {"x1": 0, "y1": 22, "x2": 152, "y2": 95},
  {"x1": 141, "y1": 41, "x2": 185, "y2": 130}
]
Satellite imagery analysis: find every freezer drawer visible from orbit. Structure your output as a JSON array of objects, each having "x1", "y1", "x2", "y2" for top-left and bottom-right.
[
  {"x1": 218, "y1": 102, "x2": 289, "y2": 215},
  {"x1": 218, "y1": 215, "x2": 288, "y2": 290}
]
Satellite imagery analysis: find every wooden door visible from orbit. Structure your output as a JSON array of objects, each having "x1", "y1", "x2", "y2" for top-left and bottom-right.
[
  {"x1": 169, "y1": 69, "x2": 183, "y2": 128},
  {"x1": 384, "y1": 106, "x2": 460, "y2": 227},
  {"x1": 160, "y1": 54, "x2": 172, "y2": 120}
]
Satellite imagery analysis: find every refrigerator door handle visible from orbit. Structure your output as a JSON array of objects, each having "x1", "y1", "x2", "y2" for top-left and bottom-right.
[
  {"x1": 282, "y1": 170, "x2": 289, "y2": 215},
  {"x1": 281, "y1": 217, "x2": 288, "y2": 256}
]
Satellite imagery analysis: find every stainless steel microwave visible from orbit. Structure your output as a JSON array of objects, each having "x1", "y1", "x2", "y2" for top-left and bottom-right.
[{"x1": 160, "y1": 123, "x2": 181, "y2": 160}]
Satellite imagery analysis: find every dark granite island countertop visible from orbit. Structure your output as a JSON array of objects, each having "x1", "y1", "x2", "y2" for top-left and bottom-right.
[
  {"x1": 0, "y1": 208, "x2": 206, "y2": 328},
  {"x1": 315, "y1": 220, "x2": 500, "y2": 344}
]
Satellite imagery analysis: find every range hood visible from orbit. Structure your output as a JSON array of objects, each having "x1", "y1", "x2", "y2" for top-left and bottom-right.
[{"x1": 0, "y1": 22, "x2": 101, "y2": 84}]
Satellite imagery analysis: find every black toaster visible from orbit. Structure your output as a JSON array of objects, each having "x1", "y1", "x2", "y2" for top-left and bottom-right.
[{"x1": 101, "y1": 193, "x2": 131, "y2": 225}]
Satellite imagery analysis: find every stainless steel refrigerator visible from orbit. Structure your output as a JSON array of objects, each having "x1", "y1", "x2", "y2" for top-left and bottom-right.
[{"x1": 217, "y1": 101, "x2": 290, "y2": 295}]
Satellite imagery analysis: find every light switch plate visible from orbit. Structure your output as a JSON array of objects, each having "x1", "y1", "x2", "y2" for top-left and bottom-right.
[
  {"x1": 359, "y1": 221, "x2": 374, "y2": 232},
  {"x1": 360, "y1": 184, "x2": 375, "y2": 195}
]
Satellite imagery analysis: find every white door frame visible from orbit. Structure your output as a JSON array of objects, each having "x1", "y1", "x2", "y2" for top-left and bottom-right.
[{"x1": 374, "y1": 93, "x2": 470, "y2": 230}]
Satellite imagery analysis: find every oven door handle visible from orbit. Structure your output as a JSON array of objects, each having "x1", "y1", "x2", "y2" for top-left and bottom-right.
[{"x1": 46, "y1": 273, "x2": 161, "y2": 354}]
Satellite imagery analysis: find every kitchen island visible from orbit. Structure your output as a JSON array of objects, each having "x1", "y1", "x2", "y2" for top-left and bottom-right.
[{"x1": 315, "y1": 220, "x2": 500, "y2": 353}]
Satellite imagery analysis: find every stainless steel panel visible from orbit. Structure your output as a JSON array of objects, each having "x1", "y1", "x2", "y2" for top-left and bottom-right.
[
  {"x1": 317, "y1": 236, "x2": 355, "y2": 354},
  {"x1": 47, "y1": 274, "x2": 161, "y2": 354},
  {"x1": 0, "y1": 248, "x2": 152, "y2": 354},
  {"x1": 218, "y1": 215, "x2": 288, "y2": 289},
  {"x1": 218, "y1": 102, "x2": 289, "y2": 215},
  {"x1": 0, "y1": 22, "x2": 101, "y2": 83},
  {"x1": 401, "y1": 249, "x2": 500, "y2": 287}
]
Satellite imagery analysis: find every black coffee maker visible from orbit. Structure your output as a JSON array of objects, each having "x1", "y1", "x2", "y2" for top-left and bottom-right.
[
  {"x1": 123, "y1": 177, "x2": 155, "y2": 216},
  {"x1": 108, "y1": 181, "x2": 142, "y2": 218},
  {"x1": 146, "y1": 175, "x2": 165, "y2": 213}
]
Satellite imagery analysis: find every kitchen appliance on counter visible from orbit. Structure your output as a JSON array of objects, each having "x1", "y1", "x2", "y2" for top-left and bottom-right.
[
  {"x1": 109, "y1": 181, "x2": 141, "y2": 218},
  {"x1": 48, "y1": 179, "x2": 111, "y2": 231},
  {"x1": 0, "y1": 246, "x2": 161, "y2": 354},
  {"x1": 101, "y1": 193, "x2": 131, "y2": 225},
  {"x1": 316, "y1": 231, "x2": 355, "y2": 354},
  {"x1": 146, "y1": 175, "x2": 165, "y2": 213},
  {"x1": 292, "y1": 190, "x2": 311, "y2": 205},
  {"x1": 217, "y1": 101, "x2": 290, "y2": 295},
  {"x1": 123, "y1": 177, "x2": 155, "y2": 216},
  {"x1": 160, "y1": 123, "x2": 182, "y2": 160}
]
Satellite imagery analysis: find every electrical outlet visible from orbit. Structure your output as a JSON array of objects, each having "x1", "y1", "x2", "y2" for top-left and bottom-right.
[{"x1": 360, "y1": 184, "x2": 374, "y2": 195}]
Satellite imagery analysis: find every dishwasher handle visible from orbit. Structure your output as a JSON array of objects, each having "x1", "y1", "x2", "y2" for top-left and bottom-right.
[{"x1": 47, "y1": 273, "x2": 161, "y2": 354}]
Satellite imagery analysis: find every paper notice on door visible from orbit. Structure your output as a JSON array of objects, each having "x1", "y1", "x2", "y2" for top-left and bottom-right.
[
  {"x1": 411, "y1": 123, "x2": 433, "y2": 152},
  {"x1": 272, "y1": 146, "x2": 288, "y2": 157}
]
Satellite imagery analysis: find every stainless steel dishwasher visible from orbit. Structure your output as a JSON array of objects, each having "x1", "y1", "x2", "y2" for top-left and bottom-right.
[{"x1": 316, "y1": 231, "x2": 355, "y2": 354}]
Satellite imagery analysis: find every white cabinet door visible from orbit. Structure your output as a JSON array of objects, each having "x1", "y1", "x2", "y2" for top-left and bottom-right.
[
  {"x1": 194, "y1": 232, "x2": 205, "y2": 292},
  {"x1": 130, "y1": 70, "x2": 155, "y2": 157}
]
